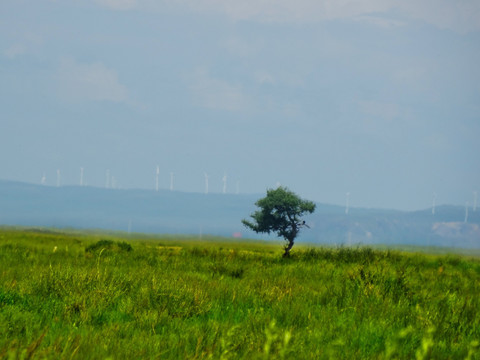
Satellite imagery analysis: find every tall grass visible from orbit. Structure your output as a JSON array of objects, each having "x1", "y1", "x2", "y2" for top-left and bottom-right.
[{"x1": 0, "y1": 228, "x2": 479, "y2": 359}]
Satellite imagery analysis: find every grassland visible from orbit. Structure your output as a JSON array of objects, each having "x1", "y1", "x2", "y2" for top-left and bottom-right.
[{"x1": 0, "y1": 227, "x2": 479, "y2": 359}]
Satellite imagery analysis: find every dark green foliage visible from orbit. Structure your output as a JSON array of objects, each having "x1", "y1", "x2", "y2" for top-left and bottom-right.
[
  {"x1": 0, "y1": 228, "x2": 479, "y2": 359},
  {"x1": 243, "y1": 187, "x2": 316, "y2": 257},
  {"x1": 85, "y1": 239, "x2": 132, "y2": 253}
]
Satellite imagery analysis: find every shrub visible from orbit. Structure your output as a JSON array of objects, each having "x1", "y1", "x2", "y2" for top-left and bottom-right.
[{"x1": 85, "y1": 239, "x2": 132, "y2": 253}]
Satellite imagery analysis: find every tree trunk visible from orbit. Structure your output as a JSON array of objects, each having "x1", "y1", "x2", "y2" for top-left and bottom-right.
[{"x1": 283, "y1": 238, "x2": 294, "y2": 257}]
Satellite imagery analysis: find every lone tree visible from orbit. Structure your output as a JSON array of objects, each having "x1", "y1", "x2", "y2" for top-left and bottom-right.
[{"x1": 242, "y1": 186, "x2": 316, "y2": 257}]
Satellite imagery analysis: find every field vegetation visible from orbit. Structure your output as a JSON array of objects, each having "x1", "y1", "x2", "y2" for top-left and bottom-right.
[{"x1": 0, "y1": 227, "x2": 479, "y2": 359}]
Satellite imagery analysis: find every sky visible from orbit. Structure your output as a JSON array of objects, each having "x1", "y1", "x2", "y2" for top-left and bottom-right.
[{"x1": 1, "y1": 0, "x2": 479, "y2": 211}]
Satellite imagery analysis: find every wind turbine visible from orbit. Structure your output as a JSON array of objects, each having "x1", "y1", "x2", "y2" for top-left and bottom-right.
[
  {"x1": 80, "y1": 167, "x2": 84, "y2": 187},
  {"x1": 236, "y1": 180, "x2": 240, "y2": 195},
  {"x1": 204, "y1": 172, "x2": 209, "y2": 194},
  {"x1": 41, "y1": 172, "x2": 46, "y2": 185},
  {"x1": 465, "y1": 201, "x2": 469, "y2": 223},
  {"x1": 56, "y1": 169, "x2": 61, "y2": 187},
  {"x1": 345, "y1": 192, "x2": 350, "y2": 215},
  {"x1": 474, "y1": 191, "x2": 478, "y2": 212},
  {"x1": 106, "y1": 169, "x2": 110, "y2": 189},
  {"x1": 432, "y1": 192, "x2": 437, "y2": 215},
  {"x1": 222, "y1": 173, "x2": 227, "y2": 194},
  {"x1": 170, "y1": 172, "x2": 174, "y2": 191},
  {"x1": 155, "y1": 165, "x2": 159, "y2": 192}
]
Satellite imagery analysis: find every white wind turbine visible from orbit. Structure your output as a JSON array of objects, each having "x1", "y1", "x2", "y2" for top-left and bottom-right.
[
  {"x1": 41, "y1": 172, "x2": 46, "y2": 185},
  {"x1": 204, "y1": 172, "x2": 209, "y2": 194},
  {"x1": 465, "y1": 201, "x2": 469, "y2": 223},
  {"x1": 222, "y1": 173, "x2": 227, "y2": 194},
  {"x1": 156, "y1": 165, "x2": 160, "y2": 192},
  {"x1": 432, "y1": 192, "x2": 437, "y2": 215},
  {"x1": 236, "y1": 180, "x2": 240, "y2": 195},
  {"x1": 170, "y1": 172, "x2": 174, "y2": 191},
  {"x1": 474, "y1": 191, "x2": 478, "y2": 212},
  {"x1": 56, "y1": 169, "x2": 61, "y2": 187},
  {"x1": 105, "y1": 169, "x2": 110, "y2": 189},
  {"x1": 80, "y1": 167, "x2": 84, "y2": 187},
  {"x1": 345, "y1": 192, "x2": 350, "y2": 215}
]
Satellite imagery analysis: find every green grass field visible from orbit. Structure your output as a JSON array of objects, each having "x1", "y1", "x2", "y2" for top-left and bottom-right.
[{"x1": 0, "y1": 227, "x2": 479, "y2": 359}]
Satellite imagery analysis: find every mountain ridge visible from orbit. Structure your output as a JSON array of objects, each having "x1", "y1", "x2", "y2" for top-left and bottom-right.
[{"x1": 0, "y1": 179, "x2": 478, "y2": 248}]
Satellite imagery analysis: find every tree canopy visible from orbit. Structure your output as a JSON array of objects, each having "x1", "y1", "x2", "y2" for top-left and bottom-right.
[{"x1": 242, "y1": 186, "x2": 316, "y2": 257}]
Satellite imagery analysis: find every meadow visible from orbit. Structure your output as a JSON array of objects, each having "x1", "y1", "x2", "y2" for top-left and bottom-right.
[{"x1": 0, "y1": 227, "x2": 479, "y2": 359}]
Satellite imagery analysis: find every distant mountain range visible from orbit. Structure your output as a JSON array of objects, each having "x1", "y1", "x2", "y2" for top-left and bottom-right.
[{"x1": 0, "y1": 180, "x2": 479, "y2": 248}]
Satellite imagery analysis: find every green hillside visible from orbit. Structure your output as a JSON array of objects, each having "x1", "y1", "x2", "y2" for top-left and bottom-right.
[{"x1": 1, "y1": 228, "x2": 479, "y2": 359}]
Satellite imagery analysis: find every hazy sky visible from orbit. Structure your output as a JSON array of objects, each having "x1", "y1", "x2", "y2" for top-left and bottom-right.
[{"x1": 1, "y1": 0, "x2": 479, "y2": 210}]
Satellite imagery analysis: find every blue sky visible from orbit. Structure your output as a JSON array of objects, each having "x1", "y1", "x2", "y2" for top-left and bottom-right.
[{"x1": 1, "y1": 0, "x2": 479, "y2": 210}]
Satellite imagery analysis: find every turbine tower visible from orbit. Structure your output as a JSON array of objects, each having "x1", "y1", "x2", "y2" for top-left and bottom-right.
[
  {"x1": 432, "y1": 192, "x2": 437, "y2": 215},
  {"x1": 56, "y1": 169, "x2": 61, "y2": 187},
  {"x1": 345, "y1": 192, "x2": 350, "y2": 215},
  {"x1": 170, "y1": 172, "x2": 174, "y2": 191},
  {"x1": 465, "y1": 201, "x2": 469, "y2": 223},
  {"x1": 474, "y1": 191, "x2": 478, "y2": 212},
  {"x1": 204, "y1": 172, "x2": 209, "y2": 194},
  {"x1": 236, "y1": 180, "x2": 240, "y2": 195},
  {"x1": 105, "y1": 169, "x2": 110, "y2": 189},
  {"x1": 80, "y1": 167, "x2": 84, "y2": 187},
  {"x1": 155, "y1": 165, "x2": 159, "y2": 192},
  {"x1": 222, "y1": 173, "x2": 227, "y2": 194},
  {"x1": 41, "y1": 172, "x2": 46, "y2": 185}
]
